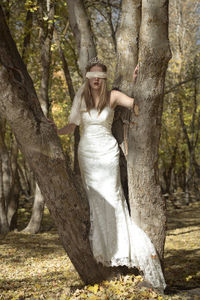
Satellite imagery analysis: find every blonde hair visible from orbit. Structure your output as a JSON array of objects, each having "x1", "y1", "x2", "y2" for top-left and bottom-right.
[{"x1": 82, "y1": 63, "x2": 110, "y2": 114}]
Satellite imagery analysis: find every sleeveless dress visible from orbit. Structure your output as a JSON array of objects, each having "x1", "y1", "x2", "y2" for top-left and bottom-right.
[{"x1": 76, "y1": 106, "x2": 166, "y2": 290}]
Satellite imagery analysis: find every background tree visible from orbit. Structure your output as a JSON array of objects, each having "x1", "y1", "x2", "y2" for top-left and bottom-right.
[
  {"x1": 0, "y1": 4, "x2": 113, "y2": 284},
  {"x1": 159, "y1": 0, "x2": 200, "y2": 205},
  {"x1": 23, "y1": 0, "x2": 55, "y2": 234}
]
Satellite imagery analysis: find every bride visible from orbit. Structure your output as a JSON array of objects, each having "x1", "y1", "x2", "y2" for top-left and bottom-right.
[{"x1": 57, "y1": 57, "x2": 166, "y2": 291}]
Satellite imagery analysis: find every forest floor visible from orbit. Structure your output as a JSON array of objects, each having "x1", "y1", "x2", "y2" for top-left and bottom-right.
[{"x1": 0, "y1": 200, "x2": 200, "y2": 300}]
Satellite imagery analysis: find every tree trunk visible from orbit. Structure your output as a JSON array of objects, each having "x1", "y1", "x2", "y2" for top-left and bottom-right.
[
  {"x1": 21, "y1": 9, "x2": 33, "y2": 63},
  {"x1": 54, "y1": 28, "x2": 80, "y2": 175},
  {"x1": 114, "y1": 0, "x2": 141, "y2": 92},
  {"x1": 127, "y1": 0, "x2": 171, "y2": 258},
  {"x1": 0, "y1": 115, "x2": 19, "y2": 230},
  {"x1": 0, "y1": 5, "x2": 112, "y2": 283},
  {"x1": 7, "y1": 136, "x2": 20, "y2": 229},
  {"x1": 37, "y1": 2, "x2": 54, "y2": 117},
  {"x1": 161, "y1": 144, "x2": 177, "y2": 194},
  {"x1": 0, "y1": 117, "x2": 11, "y2": 207},
  {"x1": 0, "y1": 157, "x2": 9, "y2": 234},
  {"x1": 66, "y1": 0, "x2": 96, "y2": 75},
  {"x1": 23, "y1": 3, "x2": 55, "y2": 233},
  {"x1": 66, "y1": 0, "x2": 97, "y2": 176},
  {"x1": 17, "y1": 161, "x2": 32, "y2": 196},
  {"x1": 112, "y1": 0, "x2": 141, "y2": 201},
  {"x1": 23, "y1": 183, "x2": 45, "y2": 233}
]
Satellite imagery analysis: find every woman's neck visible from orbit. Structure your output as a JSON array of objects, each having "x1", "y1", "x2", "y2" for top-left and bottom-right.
[{"x1": 91, "y1": 89, "x2": 100, "y2": 107}]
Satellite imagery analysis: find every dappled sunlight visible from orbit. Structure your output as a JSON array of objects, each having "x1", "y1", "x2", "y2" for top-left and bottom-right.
[{"x1": 164, "y1": 202, "x2": 200, "y2": 291}]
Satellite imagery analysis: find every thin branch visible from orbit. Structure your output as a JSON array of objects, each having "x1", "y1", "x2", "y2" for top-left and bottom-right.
[{"x1": 165, "y1": 76, "x2": 200, "y2": 95}]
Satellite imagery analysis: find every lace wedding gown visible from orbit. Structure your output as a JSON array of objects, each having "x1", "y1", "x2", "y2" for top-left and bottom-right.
[{"x1": 69, "y1": 98, "x2": 166, "y2": 290}]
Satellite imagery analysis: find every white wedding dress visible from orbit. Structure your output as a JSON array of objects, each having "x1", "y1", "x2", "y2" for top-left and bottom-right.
[{"x1": 69, "y1": 96, "x2": 166, "y2": 291}]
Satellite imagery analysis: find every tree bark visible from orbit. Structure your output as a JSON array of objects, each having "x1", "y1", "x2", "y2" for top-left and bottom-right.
[
  {"x1": 37, "y1": 2, "x2": 55, "y2": 117},
  {"x1": 114, "y1": 0, "x2": 141, "y2": 93},
  {"x1": 23, "y1": 2, "x2": 55, "y2": 233},
  {"x1": 17, "y1": 160, "x2": 33, "y2": 197},
  {"x1": 66, "y1": 0, "x2": 96, "y2": 75},
  {"x1": 7, "y1": 136, "x2": 20, "y2": 229},
  {"x1": 112, "y1": 0, "x2": 141, "y2": 201},
  {"x1": 21, "y1": 9, "x2": 33, "y2": 63},
  {"x1": 0, "y1": 112, "x2": 20, "y2": 231},
  {"x1": 66, "y1": 0, "x2": 97, "y2": 176},
  {"x1": 0, "y1": 5, "x2": 112, "y2": 283},
  {"x1": 0, "y1": 118, "x2": 11, "y2": 208},
  {"x1": 23, "y1": 183, "x2": 45, "y2": 233},
  {"x1": 0, "y1": 157, "x2": 9, "y2": 234},
  {"x1": 127, "y1": 0, "x2": 171, "y2": 258},
  {"x1": 54, "y1": 28, "x2": 80, "y2": 175}
]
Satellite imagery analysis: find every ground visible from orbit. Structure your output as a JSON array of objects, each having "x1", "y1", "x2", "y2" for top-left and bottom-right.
[{"x1": 0, "y1": 200, "x2": 199, "y2": 300}]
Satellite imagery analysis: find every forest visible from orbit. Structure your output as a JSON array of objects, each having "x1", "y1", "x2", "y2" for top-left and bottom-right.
[{"x1": 0, "y1": 0, "x2": 200, "y2": 299}]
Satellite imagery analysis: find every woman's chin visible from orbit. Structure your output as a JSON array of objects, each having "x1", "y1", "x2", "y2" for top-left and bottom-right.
[{"x1": 92, "y1": 85, "x2": 101, "y2": 90}]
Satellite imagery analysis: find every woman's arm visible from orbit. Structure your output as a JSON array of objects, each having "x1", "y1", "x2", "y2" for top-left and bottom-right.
[
  {"x1": 46, "y1": 118, "x2": 76, "y2": 135},
  {"x1": 110, "y1": 64, "x2": 139, "y2": 111},
  {"x1": 110, "y1": 90, "x2": 138, "y2": 116},
  {"x1": 110, "y1": 90, "x2": 134, "y2": 110},
  {"x1": 57, "y1": 123, "x2": 76, "y2": 135}
]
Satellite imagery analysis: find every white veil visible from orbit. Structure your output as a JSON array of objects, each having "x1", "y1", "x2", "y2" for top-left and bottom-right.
[{"x1": 68, "y1": 71, "x2": 107, "y2": 125}]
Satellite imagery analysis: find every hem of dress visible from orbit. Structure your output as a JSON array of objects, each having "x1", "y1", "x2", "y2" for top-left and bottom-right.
[{"x1": 94, "y1": 255, "x2": 167, "y2": 291}]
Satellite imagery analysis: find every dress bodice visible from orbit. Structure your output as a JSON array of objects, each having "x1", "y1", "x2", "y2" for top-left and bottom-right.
[
  {"x1": 78, "y1": 106, "x2": 117, "y2": 157},
  {"x1": 80, "y1": 106, "x2": 114, "y2": 137}
]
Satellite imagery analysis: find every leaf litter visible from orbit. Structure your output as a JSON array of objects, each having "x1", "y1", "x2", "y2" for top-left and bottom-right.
[{"x1": 0, "y1": 202, "x2": 199, "y2": 299}]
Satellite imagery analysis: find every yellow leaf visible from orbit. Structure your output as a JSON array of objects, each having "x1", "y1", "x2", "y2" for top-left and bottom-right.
[
  {"x1": 88, "y1": 296, "x2": 99, "y2": 300},
  {"x1": 79, "y1": 293, "x2": 87, "y2": 299},
  {"x1": 186, "y1": 275, "x2": 193, "y2": 281},
  {"x1": 87, "y1": 284, "x2": 99, "y2": 294}
]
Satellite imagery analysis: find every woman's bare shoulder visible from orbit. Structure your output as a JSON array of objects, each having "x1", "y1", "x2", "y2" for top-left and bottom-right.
[{"x1": 109, "y1": 89, "x2": 121, "y2": 108}]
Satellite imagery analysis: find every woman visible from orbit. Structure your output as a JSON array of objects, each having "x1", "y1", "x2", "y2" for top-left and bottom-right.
[{"x1": 57, "y1": 57, "x2": 166, "y2": 291}]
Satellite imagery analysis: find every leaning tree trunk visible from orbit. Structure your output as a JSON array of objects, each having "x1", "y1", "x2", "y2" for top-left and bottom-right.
[
  {"x1": 0, "y1": 5, "x2": 113, "y2": 283},
  {"x1": 23, "y1": 3, "x2": 55, "y2": 234},
  {"x1": 127, "y1": 0, "x2": 171, "y2": 258}
]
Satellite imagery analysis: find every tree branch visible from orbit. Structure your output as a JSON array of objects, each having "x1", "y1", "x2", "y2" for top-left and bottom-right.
[{"x1": 165, "y1": 76, "x2": 200, "y2": 95}]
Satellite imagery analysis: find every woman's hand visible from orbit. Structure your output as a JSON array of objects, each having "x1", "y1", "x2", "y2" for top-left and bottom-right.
[
  {"x1": 47, "y1": 118, "x2": 57, "y2": 131},
  {"x1": 57, "y1": 124, "x2": 76, "y2": 135},
  {"x1": 133, "y1": 64, "x2": 139, "y2": 83},
  {"x1": 46, "y1": 118, "x2": 76, "y2": 135}
]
